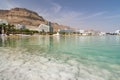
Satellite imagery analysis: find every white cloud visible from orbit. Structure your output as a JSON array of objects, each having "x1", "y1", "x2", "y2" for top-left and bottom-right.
[
  {"x1": 51, "y1": 3, "x2": 62, "y2": 13},
  {"x1": 105, "y1": 15, "x2": 120, "y2": 19},
  {"x1": 39, "y1": 6, "x2": 106, "y2": 29},
  {"x1": 39, "y1": 9, "x2": 83, "y2": 26},
  {"x1": 79, "y1": 11, "x2": 106, "y2": 20},
  {"x1": 36, "y1": 1, "x2": 84, "y2": 27},
  {"x1": 52, "y1": 11, "x2": 83, "y2": 26}
]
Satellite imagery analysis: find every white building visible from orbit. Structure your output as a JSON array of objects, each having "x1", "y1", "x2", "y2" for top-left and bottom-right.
[
  {"x1": 16, "y1": 24, "x2": 26, "y2": 29},
  {"x1": 99, "y1": 32, "x2": 106, "y2": 36},
  {"x1": 38, "y1": 22, "x2": 53, "y2": 33},
  {"x1": 0, "y1": 19, "x2": 8, "y2": 25},
  {"x1": 59, "y1": 28, "x2": 74, "y2": 33},
  {"x1": 76, "y1": 30, "x2": 85, "y2": 33},
  {"x1": 115, "y1": 30, "x2": 120, "y2": 34}
]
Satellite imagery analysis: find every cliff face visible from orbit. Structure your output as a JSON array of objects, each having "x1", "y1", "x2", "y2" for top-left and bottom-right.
[
  {"x1": 0, "y1": 8, "x2": 46, "y2": 26},
  {"x1": 0, "y1": 8, "x2": 72, "y2": 32}
]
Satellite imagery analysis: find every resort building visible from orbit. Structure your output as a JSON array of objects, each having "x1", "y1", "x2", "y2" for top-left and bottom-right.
[
  {"x1": 59, "y1": 28, "x2": 74, "y2": 33},
  {"x1": 99, "y1": 32, "x2": 106, "y2": 36},
  {"x1": 15, "y1": 24, "x2": 26, "y2": 29},
  {"x1": 0, "y1": 19, "x2": 8, "y2": 25},
  {"x1": 85, "y1": 30, "x2": 101, "y2": 36},
  {"x1": 78, "y1": 30, "x2": 85, "y2": 33},
  {"x1": 115, "y1": 30, "x2": 120, "y2": 35},
  {"x1": 76, "y1": 30, "x2": 85, "y2": 35},
  {"x1": 75, "y1": 29, "x2": 104, "y2": 36},
  {"x1": 38, "y1": 22, "x2": 53, "y2": 33}
]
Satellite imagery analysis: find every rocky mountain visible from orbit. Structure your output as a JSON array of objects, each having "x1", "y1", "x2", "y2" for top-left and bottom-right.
[{"x1": 0, "y1": 8, "x2": 72, "y2": 32}]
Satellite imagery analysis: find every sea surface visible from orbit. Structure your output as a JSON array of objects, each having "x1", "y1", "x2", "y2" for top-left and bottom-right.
[{"x1": 0, "y1": 35, "x2": 120, "y2": 80}]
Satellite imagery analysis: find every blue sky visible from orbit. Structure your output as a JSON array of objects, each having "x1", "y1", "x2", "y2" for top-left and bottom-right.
[{"x1": 0, "y1": 0, "x2": 120, "y2": 32}]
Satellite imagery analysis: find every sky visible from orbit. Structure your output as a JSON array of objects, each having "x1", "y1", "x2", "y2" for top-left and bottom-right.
[{"x1": 0, "y1": 0, "x2": 120, "y2": 32}]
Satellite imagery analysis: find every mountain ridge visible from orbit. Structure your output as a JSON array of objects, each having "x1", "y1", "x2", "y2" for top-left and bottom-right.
[{"x1": 0, "y1": 7, "x2": 73, "y2": 32}]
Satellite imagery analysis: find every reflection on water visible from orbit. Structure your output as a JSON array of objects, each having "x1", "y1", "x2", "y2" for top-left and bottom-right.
[
  {"x1": 0, "y1": 35, "x2": 119, "y2": 64},
  {"x1": 0, "y1": 36, "x2": 16, "y2": 47}
]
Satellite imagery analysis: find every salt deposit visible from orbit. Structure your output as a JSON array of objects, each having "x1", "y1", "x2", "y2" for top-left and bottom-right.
[{"x1": 0, "y1": 47, "x2": 119, "y2": 80}]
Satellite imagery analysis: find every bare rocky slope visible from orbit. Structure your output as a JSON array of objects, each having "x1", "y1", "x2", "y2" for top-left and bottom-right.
[{"x1": 0, "y1": 8, "x2": 72, "y2": 32}]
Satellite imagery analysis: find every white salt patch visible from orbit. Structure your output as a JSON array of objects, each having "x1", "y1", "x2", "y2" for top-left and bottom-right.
[{"x1": 0, "y1": 48, "x2": 119, "y2": 80}]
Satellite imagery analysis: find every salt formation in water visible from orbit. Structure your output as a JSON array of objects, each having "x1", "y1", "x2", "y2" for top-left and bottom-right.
[{"x1": 0, "y1": 48, "x2": 119, "y2": 80}]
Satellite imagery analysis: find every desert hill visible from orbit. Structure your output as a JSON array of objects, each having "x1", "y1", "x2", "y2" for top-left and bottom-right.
[{"x1": 0, "y1": 8, "x2": 72, "y2": 32}]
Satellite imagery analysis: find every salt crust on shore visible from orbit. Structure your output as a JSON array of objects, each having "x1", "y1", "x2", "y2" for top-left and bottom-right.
[{"x1": 0, "y1": 48, "x2": 118, "y2": 80}]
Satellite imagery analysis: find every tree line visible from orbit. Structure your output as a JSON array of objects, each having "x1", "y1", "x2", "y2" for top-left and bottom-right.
[{"x1": 0, "y1": 23, "x2": 39, "y2": 35}]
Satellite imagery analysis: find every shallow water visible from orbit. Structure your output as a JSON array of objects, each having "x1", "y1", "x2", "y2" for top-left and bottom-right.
[{"x1": 0, "y1": 35, "x2": 120, "y2": 80}]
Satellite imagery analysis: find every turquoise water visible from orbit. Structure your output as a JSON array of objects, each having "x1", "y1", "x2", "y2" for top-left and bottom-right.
[{"x1": 0, "y1": 35, "x2": 120, "y2": 80}]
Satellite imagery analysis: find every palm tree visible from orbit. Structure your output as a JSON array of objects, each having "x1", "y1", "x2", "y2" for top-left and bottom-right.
[
  {"x1": 0, "y1": 24, "x2": 2, "y2": 34},
  {"x1": 0, "y1": 23, "x2": 6, "y2": 34},
  {"x1": 0, "y1": 23, "x2": 16, "y2": 35},
  {"x1": 7, "y1": 24, "x2": 15, "y2": 35}
]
